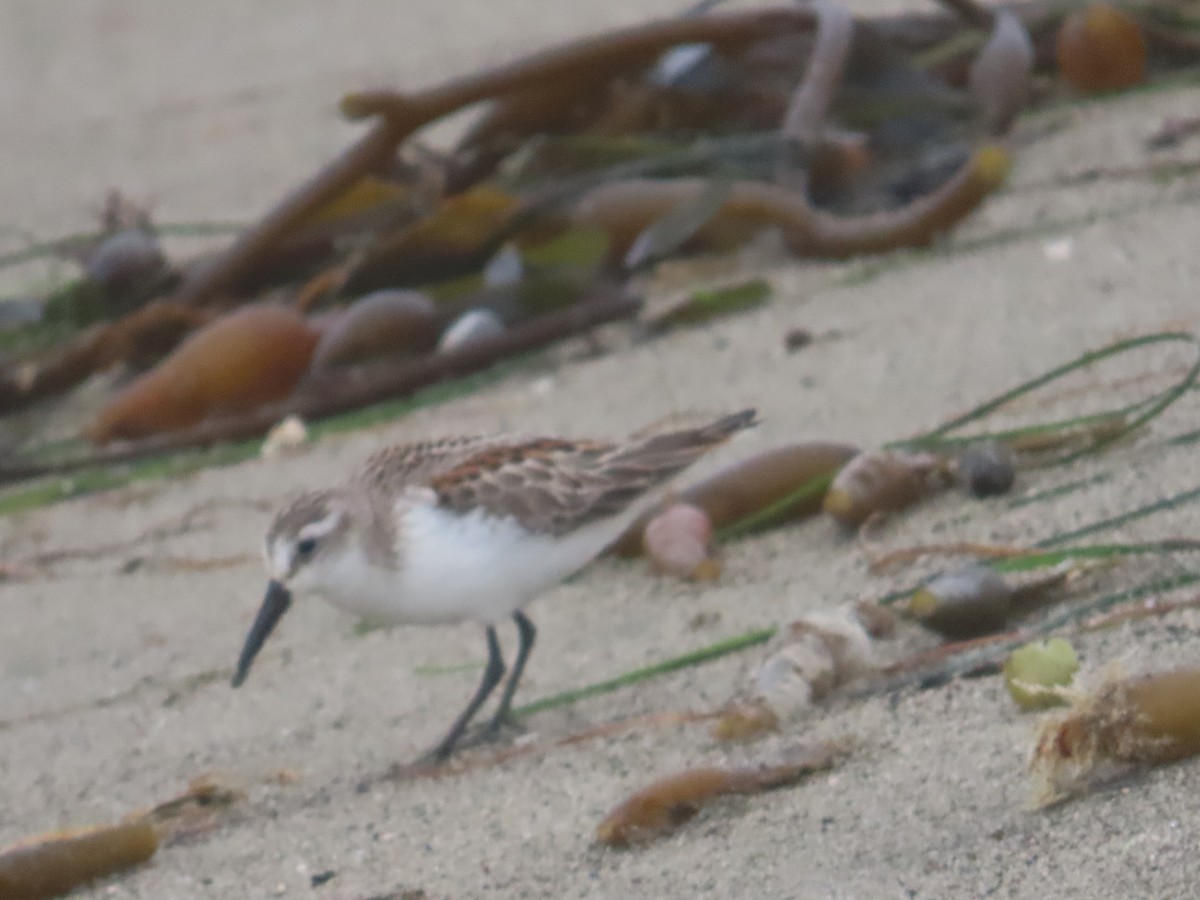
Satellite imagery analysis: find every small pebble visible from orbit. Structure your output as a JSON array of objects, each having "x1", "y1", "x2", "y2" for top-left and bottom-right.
[
  {"x1": 85, "y1": 229, "x2": 166, "y2": 296},
  {"x1": 957, "y1": 441, "x2": 1016, "y2": 497},
  {"x1": 310, "y1": 870, "x2": 337, "y2": 888},
  {"x1": 908, "y1": 564, "x2": 1013, "y2": 639},
  {"x1": 784, "y1": 327, "x2": 814, "y2": 353}
]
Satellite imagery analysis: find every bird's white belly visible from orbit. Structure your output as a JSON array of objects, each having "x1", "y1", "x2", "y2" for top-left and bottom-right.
[{"x1": 314, "y1": 503, "x2": 630, "y2": 626}]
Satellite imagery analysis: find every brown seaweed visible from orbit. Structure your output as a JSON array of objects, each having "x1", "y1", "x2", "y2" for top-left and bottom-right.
[
  {"x1": 610, "y1": 441, "x2": 857, "y2": 556},
  {"x1": 1034, "y1": 667, "x2": 1200, "y2": 804},
  {"x1": 0, "y1": 821, "x2": 158, "y2": 900},
  {"x1": 596, "y1": 742, "x2": 843, "y2": 846}
]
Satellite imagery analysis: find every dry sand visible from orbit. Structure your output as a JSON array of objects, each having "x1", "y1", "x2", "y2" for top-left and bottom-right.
[{"x1": 4, "y1": 1, "x2": 1200, "y2": 898}]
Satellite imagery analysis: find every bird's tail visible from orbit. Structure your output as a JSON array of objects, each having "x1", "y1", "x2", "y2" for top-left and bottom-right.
[
  {"x1": 608, "y1": 408, "x2": 757, "y2": 476},
  {"x1": 570, "y1": 409, "x2": 757, "y2": 529},
  {"x1": 696, "y1": 408, "x2": 759, "y2": 442}
]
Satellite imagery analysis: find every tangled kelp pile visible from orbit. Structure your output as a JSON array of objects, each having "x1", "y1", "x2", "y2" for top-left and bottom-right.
[{"x1": 2, "y1": 0, "x2": 1196, "y2": 484}]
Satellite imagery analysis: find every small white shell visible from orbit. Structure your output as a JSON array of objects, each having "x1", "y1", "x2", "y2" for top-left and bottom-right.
[
  {"x1": 755, "y1": 637, "x2": 828, "y2": 718},
  {"x1": 483, "y1": 243, "x2": 524, "y2": 287},
  {"x1": 438, "y1": 308, "x2": 506, "y2": 352},
  {"x1": 968, "y1": 11, "x2": 1035, "y2": 135},
  {"x1": 751, "y1": 607, "x2": 876, "y2": 721},
  {"x1": 261, "y1": 415, "x2": 309, "y2": 459}
]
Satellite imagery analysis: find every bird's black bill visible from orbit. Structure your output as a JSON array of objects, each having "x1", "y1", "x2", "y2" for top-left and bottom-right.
[{"x1": 231, "y1": 580, "x2": 292, "y2": 688}]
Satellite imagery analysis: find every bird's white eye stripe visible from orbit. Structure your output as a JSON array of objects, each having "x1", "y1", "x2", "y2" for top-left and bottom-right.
[{"x1": 297, "y1": 512, "x2": 343, "y2": 543}]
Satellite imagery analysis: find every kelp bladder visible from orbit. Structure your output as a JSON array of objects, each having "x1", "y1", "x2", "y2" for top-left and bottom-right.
[{"x1": 88, "y1": 305, "x2": 319, "y2": 444}]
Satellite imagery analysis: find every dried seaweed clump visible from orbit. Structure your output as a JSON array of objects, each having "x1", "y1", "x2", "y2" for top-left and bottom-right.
[
  {"x1": 713, "y1": 602, "x2": 891, "y2": 741},
  {"x1": 1032, "y1": 666, "x2": 1200, "y2": 805}
]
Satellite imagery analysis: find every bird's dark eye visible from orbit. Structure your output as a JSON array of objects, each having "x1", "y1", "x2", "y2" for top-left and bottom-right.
[{"x1": 296, "y1": 537, "x2": 318, "y2": 558}]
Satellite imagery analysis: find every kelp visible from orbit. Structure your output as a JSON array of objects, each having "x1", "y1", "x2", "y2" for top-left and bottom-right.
[{"x1": 4, "y1": 0, "x2": 1198, "y2": 478}]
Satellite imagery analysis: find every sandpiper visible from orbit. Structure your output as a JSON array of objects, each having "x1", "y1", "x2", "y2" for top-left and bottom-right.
[{"x1": 232, "y1": 409, "x2": 756, "y2": 761}]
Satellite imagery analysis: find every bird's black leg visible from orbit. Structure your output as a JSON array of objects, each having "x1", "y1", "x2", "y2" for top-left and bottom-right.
[
  {"x1": 428, "y1": 625, "x2": 506, "y2": 761},
  {"x1": 482, "y1": 610, "x2": 537, "y2": 738}
]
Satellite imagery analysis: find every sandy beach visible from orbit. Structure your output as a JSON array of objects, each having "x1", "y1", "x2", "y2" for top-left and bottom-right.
[{"x1": 4, "y1": 1, "x2": 1200, "y2": 898}]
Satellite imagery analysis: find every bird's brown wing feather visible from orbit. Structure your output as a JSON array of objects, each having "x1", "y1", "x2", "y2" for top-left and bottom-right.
[
  {"x1": 355, "y1": 435, "x2": 495, "y2": 496},
  {"x1": 428, "y1": 410, "x2": 756, "y2": 536}
]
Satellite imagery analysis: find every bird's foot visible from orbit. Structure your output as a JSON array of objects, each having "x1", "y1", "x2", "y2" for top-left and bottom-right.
[
  {"x1": 450, "y1": 713, "x2": 525, "y2": 752},
  {"x1": 404, "y1": 716, "x2": 525, "y2": 770},
  {"x1": 477, "y1": 711, "x2": 526, "y2": 744},
  {"x1": 404, "y1": 743, "x2": 455, "y2": 772}
]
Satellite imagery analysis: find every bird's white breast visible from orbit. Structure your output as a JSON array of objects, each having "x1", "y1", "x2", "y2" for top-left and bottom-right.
[{"x1": 311, "y1": 501, "x2": 634, "y2": 626}]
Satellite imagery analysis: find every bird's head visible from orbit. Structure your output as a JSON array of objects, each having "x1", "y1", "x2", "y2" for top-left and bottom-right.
[{"x1": 231, "y1": 490, "x2": 351, "y2": 688}]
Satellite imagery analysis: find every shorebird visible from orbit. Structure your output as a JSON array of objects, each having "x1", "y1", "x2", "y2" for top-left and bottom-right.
[{"x1": 232, "y1": 409, "x2": 755, "y2": 761}]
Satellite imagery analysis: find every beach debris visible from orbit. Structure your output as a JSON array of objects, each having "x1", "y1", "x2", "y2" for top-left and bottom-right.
[
  {"x1": 6, "y1": 2, "x2": 1199, "y2": 471},
  {"x1": 1056, "y1": 3, "x2": 1147, "y2": 94},
  {"x1": 905, "y1": 562, "x2": 1076, "y2": 640},
  {"x1": 0, "y1": 821, "x2": 159, "y2": 900},
  {"x1": 140, "y1": 775, "x2": 246, "y2": 843},
  {"x1": 83, "y1": 229, "x2": 169, "y2": 313},
  {"x1": 906, "y1": 564, "x2": 1013, "y2": 639},
  {"x1": 968, "y1": 11, "x2": 1035, "y2": 135},
  {"x1": 437, "y1": 308, "x2": 506, "y2": 353},
  {"x1": 595, "y1": 742, "x2": 843, "y2": 846},
  {"x1": 482, "y1": 243, "x2": 524, "y2": 286},
  {"x1": 710, "y1": 699, "x2": 782, "y2": 742},
  {"x1": 643, "y1": 502, "x2": 720, "y2": 580},
  {"x1": 782, "y1": 326, "x2": 814, "y2": 353},
  {"x1": 1004, "y1": 638, "x2": 1079, "y2": 711},
  {"x1": 0, "y1": 301, "x2": 214, "y2": 414},
  {"x1": 1006, "y1": 414, "x2": 1130, "y2": 459},
  {"x1": 0, "y1": 775, "x2": 244, "y2": 899},
  {"x1": 823, "y1": 449, "x2": 947, "y2": 528},
  {"x1": 567, "y1": 146, "x2": 1011, "y2": 264},
  {"x1": 954, "y1": 441, "x2": 1016, "y2": 498},
  {"x1": 344, "y1": 185, "x2": 523, "y2": 292},
  {"x1": 713, "y1": 603, "x2": 888, "y2": 741},
  {"x1": 622, "y1": 178, "x2": 734, "y2": 271},
  {"x1": 1032, "y1": 666, "x2": 1200, "y2": 804},
  {"x1": 0, "y1": 290, "x2": 640, "y2": 482},
  {"x1": 851, "y1": 599, "x2": 898, "y2": 641},
  {"x1": 310, "y1": 870, "x2": 337, "y2": 887},
  {"x1": 87, "y1": 304, "x2": 319, "y2": 443},
  {"x1": 261, "y1": 415, "x2": 309, "y2": 459},
  {"x1": 865, "y1": 539, "x2": 1031, "y2": 574},
  {"x1": 611, "y1": 441, "x2": 858, "y2": 555},
  {"x1": 310, "y1": 290, "x2": 440, "y2": 369},
  {"x1": 776, "y1": 0, "x2": 853, "y2": 189},
  {"x1": 754, "y1": 610, "x2": 876, "y2": 710}
]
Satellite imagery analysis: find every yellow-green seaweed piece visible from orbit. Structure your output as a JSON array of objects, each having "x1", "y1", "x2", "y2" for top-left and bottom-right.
[{"x1": 1003, "y1": 638, "x2": 1079, "y2": 710}]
